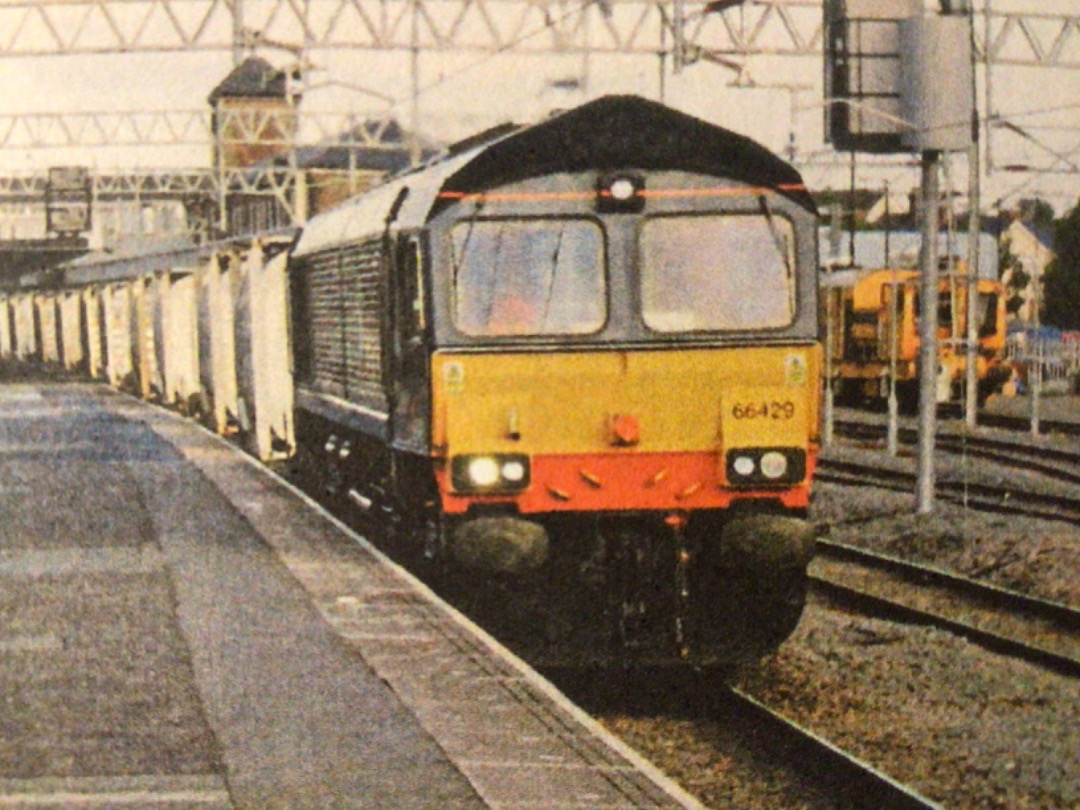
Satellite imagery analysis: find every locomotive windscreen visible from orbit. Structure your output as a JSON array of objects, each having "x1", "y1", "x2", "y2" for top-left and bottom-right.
[
  {"x1": 451, "y1": 218, "x2": 606, "y2": 337},
  {"x1": 640, "y1": 213, "x2": 796, "y2": 332}
]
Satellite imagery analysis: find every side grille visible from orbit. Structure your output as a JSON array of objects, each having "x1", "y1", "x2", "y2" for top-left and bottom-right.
[{"x1": 294, "y1": 240, "x2": 388, "y2": 413}]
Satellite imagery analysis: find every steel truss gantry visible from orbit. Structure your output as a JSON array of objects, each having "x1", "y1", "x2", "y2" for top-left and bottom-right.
[
  {"x1": 0, "y1": 107, "x2": 409, "y2": 224},
  {"x1": 0, "y1": 109, "x2": 404, "y2": 152},
  {"x1": 1, "y1": 1, "x2": 1077, "y2": 222},
  {"x1": 0, "y1": 0, "x2": 1077, "y2": 68}
]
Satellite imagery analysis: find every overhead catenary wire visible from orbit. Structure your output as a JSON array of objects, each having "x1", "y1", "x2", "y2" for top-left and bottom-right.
[{"x1": 407, "y1": 4, "x2": 595, "y2": 105}]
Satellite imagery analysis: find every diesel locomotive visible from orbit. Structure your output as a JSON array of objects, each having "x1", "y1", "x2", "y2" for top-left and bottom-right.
[
  {"x1": 3, "y1": 95, "x2": 823, "y2": 666},
  {"x1": 288, "y1": 95, "x2": 822, "y2": 664}
]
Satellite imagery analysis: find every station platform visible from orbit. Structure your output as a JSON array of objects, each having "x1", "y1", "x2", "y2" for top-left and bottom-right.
[{"x1": 0, "y1": 382, "x2": 702, "y2": 810}]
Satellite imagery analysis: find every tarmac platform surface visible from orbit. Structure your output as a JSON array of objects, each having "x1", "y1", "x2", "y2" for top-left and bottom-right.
[{"x1": 0, "y1": 383, "x2": 701, "y2": 810}]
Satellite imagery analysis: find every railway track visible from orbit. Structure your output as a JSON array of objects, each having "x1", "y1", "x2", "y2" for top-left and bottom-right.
[
  {"x1": 811, "y1": 540, "x2": 1080, "y2": 678},
  {"x1": 831, "y1": 407, "x2": 1080, "y2": 442},
  {"x1": 833, "y1": 419, "x2": 1080, "y2": 488},
  {"x1": 815, "y1": 458, "x2": 1080, "y2": 523},
  {"x1": 546, "y1": 665, "x2": 946, "y2": 810},
  {"x1": 713, "y1": 687, "x2": 945, "y2": 810},
  {"x1": 977, "y1": 412, "x2": 1080, "y2": 439}
]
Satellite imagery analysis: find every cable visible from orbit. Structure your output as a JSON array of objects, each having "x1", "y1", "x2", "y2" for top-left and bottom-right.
[{"x1": 408, "y1": 4, "x2": 593, "y2": 104}]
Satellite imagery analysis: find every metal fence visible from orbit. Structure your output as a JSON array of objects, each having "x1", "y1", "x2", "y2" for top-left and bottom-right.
[{"x1": 1005, "y1": 327, "x2": 1080, "y2": 389}]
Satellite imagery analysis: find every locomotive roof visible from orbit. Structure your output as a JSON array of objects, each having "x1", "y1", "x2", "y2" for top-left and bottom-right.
[
  {"x1": 434, "y1": 95, "x2": 814, "y2": 212},
  {"x1": 294, "y1": 95, "x2": 813, "y2": 258}
]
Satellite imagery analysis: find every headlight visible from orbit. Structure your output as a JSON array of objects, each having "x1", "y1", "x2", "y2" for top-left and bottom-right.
[
  {"x1": 609, "y1": 177, "x2": 637, "y2": 201},
  {"x1": 726, "y1": 448, "x2": 805, "y2": 487},
  {"x1": 467, "y1": 457, "x2": 500, "y2": 487},
  {"x1": 596, "y1": 172, "x2": 645, "y2": 213},
  {"x1": 451, "y1": 454, "x2": 531, "y2": 492}
]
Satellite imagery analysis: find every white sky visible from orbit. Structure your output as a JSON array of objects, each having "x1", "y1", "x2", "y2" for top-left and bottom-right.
[{"x1": 0, "y1": 0, "x2": 1077, "y2": 213}]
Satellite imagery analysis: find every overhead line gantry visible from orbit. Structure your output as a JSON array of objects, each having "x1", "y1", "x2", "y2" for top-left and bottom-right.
[
  {"x1": 0, "y1": 2, "x2": 1076, "y2": 222},
  {"x1": 0, "y1": 0, "x2": 1077, "y2": 68}
]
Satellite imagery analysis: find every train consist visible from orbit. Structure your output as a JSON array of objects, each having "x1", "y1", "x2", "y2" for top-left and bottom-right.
[
  {"x1": 0, "y1": 95, "x2": 822, "y2": 666},
  {"x1": 822, "y1": 265, "x2": 1011, "y2": 408}
]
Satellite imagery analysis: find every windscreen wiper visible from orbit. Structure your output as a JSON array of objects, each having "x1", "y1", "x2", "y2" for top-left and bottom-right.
[
  {"x1": 539, "y1": 223, "x2": 567, "y2": 328},
  {"x1": 449, "y1": 198, "x2": 484, "y2": 285},
  {"x1": 759, "y1": 194, "x2": 793, "y2": 279}
]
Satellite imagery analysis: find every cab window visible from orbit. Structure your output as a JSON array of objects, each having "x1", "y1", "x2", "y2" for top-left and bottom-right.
[
  {"x1": 451, "y1": 218, "x2": 605, "y2": 336},
  {"x1": 977, "y1": 292, "x2": 999, "y2": 338},
  {"x1": 641, "y1": 213, "x2": 796, "y2": 332}
]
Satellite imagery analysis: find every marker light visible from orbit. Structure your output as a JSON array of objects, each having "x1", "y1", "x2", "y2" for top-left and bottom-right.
[
  {"x1": 725, "y1": 448, "x2": 806, "y2": 487},
  {"x1": 501, "y1": 460, "x2": 527, "y2": 483},
  {"x1": 732, "y1": 456, "x2": 756, "y2": 477},
  {"x1": 760, "y1": 451, "x2": 789, "y2": 479}
]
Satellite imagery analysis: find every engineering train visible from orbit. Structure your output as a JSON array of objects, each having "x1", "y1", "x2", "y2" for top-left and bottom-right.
[
  {"x1": 822, "y1": 264, "x2": 1011, "y2": 409},
  {"x1": 0, "y1": 96, "x2": 822, "y2": 666}
]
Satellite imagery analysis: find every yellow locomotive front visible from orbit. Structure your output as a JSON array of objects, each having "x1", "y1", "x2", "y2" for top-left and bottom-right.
[{"x1": 433, "y1": 346, "x2": 819, "y2": 518}]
